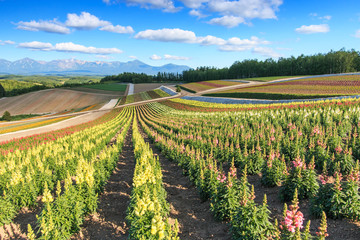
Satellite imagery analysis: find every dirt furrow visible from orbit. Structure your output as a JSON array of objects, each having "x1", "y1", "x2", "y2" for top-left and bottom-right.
[
  {"x1": 138, "y1": 122, "x2": 231, "y2": 240},
  {"x1": 71, "y1": 126, "x2": 134, "y2": 240}
]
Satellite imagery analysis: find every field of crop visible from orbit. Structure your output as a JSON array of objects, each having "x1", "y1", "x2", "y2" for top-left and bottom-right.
[
  {"x1": 206, "y1": 74, "x2": 360, "y2": 99},
  {"x1": 0, "y1": 88, "x2": 118, "y2": 115},
  {"x1": 180, "y1": 80, "x2": 245, "y2": 93},
  {"x1": 1, "y1": 78, "x2": 360, "y2": 239},
  {"x1": 1, "y1": 95, "x2": 359, "y2": 239},
  {"x1": 119, "y1": 87, "x2": 176, "y2": 105}
]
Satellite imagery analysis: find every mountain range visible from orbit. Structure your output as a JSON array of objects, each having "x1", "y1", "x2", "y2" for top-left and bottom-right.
[{"x1": 0, "y1": 58, "x2": 191, "y2": 75}]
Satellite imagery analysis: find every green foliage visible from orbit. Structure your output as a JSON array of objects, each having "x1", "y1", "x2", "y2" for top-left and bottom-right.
[
  {"x1": 0, "y1": 83, "x2": 5, "y2": 97},
  {"x1": 176, "y1": 85, "x2": 181, "y2": 92},
  {"x1": 2, "y1": 111, "x2": 11, "y2": 121},
  {"x1": 231, "y1": 195, "x2": 276, "y2": 240},
  {"x1": 280, "y1": 158, "x2": 319, "y2": 202}
]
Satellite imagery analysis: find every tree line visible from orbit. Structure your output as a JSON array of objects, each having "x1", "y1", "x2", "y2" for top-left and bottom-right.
[{"x1": 101, "y1": 49, "x2": 360, "y2": 83}]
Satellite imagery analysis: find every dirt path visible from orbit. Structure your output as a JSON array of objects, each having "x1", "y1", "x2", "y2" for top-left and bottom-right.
[
  {"x1": 138, "y1": 122, "x2": 231, "y2": 240},
  {"x1": 72, "y1": 126, "x2": 134, "y2": 240}
]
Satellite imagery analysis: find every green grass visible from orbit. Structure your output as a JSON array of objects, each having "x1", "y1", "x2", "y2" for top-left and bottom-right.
[
  {"x1": 0, "y1": 113, "x2": 43, "y2": 121},
  {"x1": 82, "y1": 83, "x2": 127, "y2": 91},
  {"x1": 239, "y1": 76, "x2": 308, "y2": 82}
]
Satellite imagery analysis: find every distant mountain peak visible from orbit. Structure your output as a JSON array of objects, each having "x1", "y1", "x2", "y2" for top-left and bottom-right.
[{"x1": 0, "y1": 58, "x2": 191, "y2": 75}]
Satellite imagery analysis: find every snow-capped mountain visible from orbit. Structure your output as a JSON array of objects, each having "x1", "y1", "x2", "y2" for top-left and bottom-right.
[{"x1": 0, "y1": 58, "x2": 191, "y2": 75}]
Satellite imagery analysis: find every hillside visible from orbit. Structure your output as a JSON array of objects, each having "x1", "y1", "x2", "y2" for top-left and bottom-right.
[{"x1": 0, "y1": 88, "x2": 121, "y2": 115}]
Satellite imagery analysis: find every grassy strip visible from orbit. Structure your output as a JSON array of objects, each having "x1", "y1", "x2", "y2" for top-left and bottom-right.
[
  {"x1": 82, "y1": 83, "x2": 127, "y2": 91},
  {"x1": 240, "y1": 76, "x2": 307, "y2": 82},
  {"x1": 179, "y1": 85, "x2": 196, "y2": 93},
  {"x1": 203, "y1": 92, "x2": 344, "y2": 100}
]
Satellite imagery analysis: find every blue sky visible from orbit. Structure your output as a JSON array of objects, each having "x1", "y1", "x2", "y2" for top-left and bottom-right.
[{"x1": 0, "y1": 0, "x2": 359, "y2": 68}]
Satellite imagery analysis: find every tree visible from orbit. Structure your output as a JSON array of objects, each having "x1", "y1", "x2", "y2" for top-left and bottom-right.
[
  {"x1": 0, "y1": 83, "x2": 5, "y2": 97},
  {"x1": 176, "y1": 85, "x2": 181, "y2": 92},
  {"x1": 2, "y1": 111, "x2": 11, "y2": 121}
]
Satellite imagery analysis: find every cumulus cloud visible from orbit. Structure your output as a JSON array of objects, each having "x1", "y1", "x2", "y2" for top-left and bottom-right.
[
  {"x1": 207, "y1": 0, "x2": 282, "y2": 27},
  {"x1": 189, "y1": 9, "x2": 207, "y2": 18},
  {"x1": 197, "y1": 35, "x2": 227, "y2": 46},
  {"x1": 295, "y1": 24, "x2": 330, "y2": 34},
  {"x1": 104, "y1": 0, "x2": 283, "y2": 27},
  {"x1": 208, "y1": 15, "x2": 245, "y2": 28},
  {"x1": 135, "y1": 27, "x2": 278, "y2": 56},
  {"x1": 18, "y1": 41, "x2": 53, "y2": 50},
  {"x1": 100, "y1": 24, "x2": 134, "y2": 34},
  {"x1": 135, "y1": 28, "x2": 197, "y2": 43},
  {"x1": 150, "y1": 54, "x2": 162, "y2": 60},
  {"x1": 18, "y1": 41, "x2": 122, "y2": 54},
  {"x1": 65, "y1": 12, "x2": 110, "y2": 30},
  {"x1": 0, "y1": 40, "x2": 15, "y2": 45},
  {"x1": 129, "y1": 55, "x2": 138, "y2": 59},
  {"x1": 16, "y1": 19, "x2": 70, "y2": 34}
]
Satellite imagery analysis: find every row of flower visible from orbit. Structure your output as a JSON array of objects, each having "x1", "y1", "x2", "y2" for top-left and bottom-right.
[
  {"x1": 136, "y1": 103, "x2": 329, "y2": 239},
  {"x1": 0, "y1": 107, "x2": 132, "y2": 230},
  {"x1": 142, "y1": 101, "x2": 360, "y2": 221},
  {"x1": 127, "y1": 111, "x2": 179, "y2": 239},
  {"x1": 0, "y1": 116, "x2": 72, "y2": 135},
  {"x1": 0, "y1": 107, "x2": 124, "y2": 155},
  {"x1": 180, "y1": 80, "x2": 244, "y2": 93},
  {"x1": 28, "y1": 111, "x2": 132, "y2": 239},
  {"x1": 120, "y1": 89, "x2": 172, "y2": 105},
  {"x1": 212, "y1": 74, "x2": 360, "y2": 98}
]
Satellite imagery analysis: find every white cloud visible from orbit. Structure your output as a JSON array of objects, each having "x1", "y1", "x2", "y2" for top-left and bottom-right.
[
  {"x1": 129, "y1": 55, "x2": 138, "y2": 59},
  {"x1": 197, "y1": 35, "x2": 227, "y2": 45},
  {"x1": 208, "y1": 0, "x2": 282, "y2": 25},
  {"x1": 135, "y1": 28, "x2": 197, "y2": 43},
  {"x1": 208, "y1": 15, "x2": 245, "y2": 28},
  {"x1": 252, "y1": 47, "x2": 282, "y2": 58},
  {"x1": 100, "y1": 24, "x2": 134, "y2": 34},
  {"x1": 0, "y1": 40, "x2": 15, "y2": 45},
  {"x1": 295, "y1": 24, "x2": 330, "y2": 34},
  {"x1": 104, "y1": 0, "x2": 282, "y2": 27},
  {"x1": 189, "y1": 9, "x2": 207, "y2": 18},
  {"x1": 18, "y1": 41, "x2": 53, "y2": 50},
  {"x1": 164, "y1": 54, "x2": 190, "y2": 60},
  {"x1": 18, "y1": 41, "x2": 122, "y2": 54},
  {"x1": 150, "y1": 54, "x2": 162, "y2": 60},
  {"x1": 126, "y1": 0, "x2": 180, "y2": 12},
  {"x1": 355, "y1": 29, "x2": 360, "y2": 38},
  {"x1": 66, "y1": 12, "x2": 110, "y2": 30},
  {"x1": 16, "y1": 19, "x2": 70, "y2": 34},
  {"x1": 135, "y1": 27, "x2": 274, "y2": 56}
]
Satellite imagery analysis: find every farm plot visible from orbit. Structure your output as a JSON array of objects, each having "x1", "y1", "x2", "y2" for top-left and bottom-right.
[
  {"x1": 0, "y1": 88, "x2": 118, "y2": 116},
  {"x1": 180, "y1": 80, "x2": 245, "y2": 93},
  {"x1": 206, "y1": 74, "x2": 360, "y2": 99},
  {"x1": 135, "y1": 101, "x2": 360, "y2": 239}
]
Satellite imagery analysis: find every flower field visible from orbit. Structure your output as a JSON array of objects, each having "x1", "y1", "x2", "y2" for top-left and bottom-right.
[
  {"x1": 207, "y1": 74, "x2": 360, "y2": 99},
  {"x1": 119, "y1": 87, "x2": 176, "y2": 105},
  {"x1": 180, "y1": 80, "x2": 245, "y2": 93},
  {"x1": 1, "y1": 90, "x2": 360, "y2": 239}
]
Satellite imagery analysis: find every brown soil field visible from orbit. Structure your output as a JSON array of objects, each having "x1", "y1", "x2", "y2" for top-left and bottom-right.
[{"x1": 0, "y1": 88, "x2": 120, "y2": 115}]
